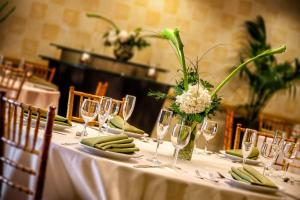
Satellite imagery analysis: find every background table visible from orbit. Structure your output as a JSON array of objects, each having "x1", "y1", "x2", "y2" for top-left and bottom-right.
[{"x1": 9, "y1": 82, "x2": 60, "y2": 111}]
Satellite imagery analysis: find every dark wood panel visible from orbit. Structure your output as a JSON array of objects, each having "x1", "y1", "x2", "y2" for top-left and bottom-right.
[{"x1": 47, "y1": 58, "x2": 170, "y2": 134}]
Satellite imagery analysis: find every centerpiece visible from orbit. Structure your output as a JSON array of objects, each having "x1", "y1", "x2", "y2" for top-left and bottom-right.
[
  {"x1": 149, "y1": 28, "x2": 286, "y2": 160},
  {"x1": 87, "y1": 13, "x2": 151, "y2": 62}
]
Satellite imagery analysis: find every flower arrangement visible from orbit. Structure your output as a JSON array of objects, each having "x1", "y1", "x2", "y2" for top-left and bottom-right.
[
  {"x1": 149, "y1": 28, "x2": 286, "y2": 160},
  {"x1": 87, "y1": 13, "x2": 150, "y2": 62}
]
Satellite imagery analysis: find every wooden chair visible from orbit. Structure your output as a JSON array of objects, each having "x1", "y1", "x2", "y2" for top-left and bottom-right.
[
  {"x1": 258, "y1": 113, "x2": 299, "y2": 138},
  {"x1": 0, "y1": 92, "x2": 56, "y2": 200},
  {"x1": 233, "y1": 124, "x2": 296, "y2": 150},
  {"x1": 24, "y1": 62, "x2": 56, "y2": 82},
  {"x1": 95, "y1": 81, "x2": 108, "y2": 96},
  {"x1": 233, "y1": 124, "x2": 299, "y2": 170},
  {"x1": 2, "y1": 56, "x2": 21, "y2": 68},
  {"x1": 0, "y1": 65, "x2": 30, "y2": 100},
  {"x1": 66, "y1": 86, "x2": 123, "y2": 124}
]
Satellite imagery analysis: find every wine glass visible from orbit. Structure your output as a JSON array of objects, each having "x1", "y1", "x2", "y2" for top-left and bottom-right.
[
  {"x1": 242, "y1": 128, "x2": 257, "y2": 166},
  {"x1": 147, "y1": 109, "x2": 173, "y2": 164},
  {"x1": 282, "y1": 142, "x2": 298, "y2": 178},
  {"x1": 122, "y1": 95, "x2": 136, "y2": 133},
  {"x1": 105, "y1": 101, "x2": 121, "y2": 132},
  {"x1": 171, "y1": 124, "x2": 191, "y2": 169},
  {"x1": 80, "y1": 99, "x2": 99, "y2": 137},
  {"x1": 201, "y1": 119, "x2": 218, "y2": 154},
  {"x1": 98, "y1": 97, "x2": 112, "y2": 133},
  {"x1": 261, "y1": 141, "x2": 280, "y2": 175}
]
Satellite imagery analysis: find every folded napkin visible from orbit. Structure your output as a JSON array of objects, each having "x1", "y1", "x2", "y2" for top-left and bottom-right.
[
  {"x1": 81, "y1": 134, "x2": 139, "y2": 154},
  {"x1": 230, "y1": 166, "x2": 277, "y2": 188},
  {"x1": 225, "y1": 147, "x2": 259, "y2": 160},
  {"x1": 81, "y1": 134, "x2": 128, "y2": 147},
  {"x1": 109, "y1": 116, "x2": 144, "y2": 134},
  {"x1": 24, "y1": 110, "x2": 72, "y2": 126}
]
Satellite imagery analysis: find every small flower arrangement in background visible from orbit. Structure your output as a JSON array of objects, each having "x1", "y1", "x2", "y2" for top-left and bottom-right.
[{"x1": 87, "y1": 13, "x2": 150, "y2": 62}]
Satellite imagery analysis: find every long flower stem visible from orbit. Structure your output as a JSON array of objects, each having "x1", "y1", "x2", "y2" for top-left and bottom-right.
[
  {"x1": 86, "y1": 13, "x2": 119, "y2": 30},
  {"x1": 212, "y1": 45, "x2": 286, "y2": 96}
]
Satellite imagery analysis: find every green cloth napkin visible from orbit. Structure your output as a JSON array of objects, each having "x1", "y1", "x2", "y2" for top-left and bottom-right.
[
  {"x1": 100, "y1": 143, "x2": 135, "y2": 150},
  {"x1": 230, "y1": 166, "x2": 278, "y2": 188},
  {"x1": 24, "y1": 111, "x2": 72, "y2": 126},
  {"x1": 81, "y1": 134, "x2": 128, "y2": 147},
  {"x1": 107, "y1": 147, "x2": 139, "y2": 154},
  {"x1": 225, "y1": 147, "x2": 259, "y2": 160},
  {"x1": 81, "y1": 134, "x2": 139, "y2": 154},
  {"x1": 109, "y1": 116, "x2": 144, "y2": 134},
  {"x1": 244, "y1": 165, "x2": 277, "y2": 188}
]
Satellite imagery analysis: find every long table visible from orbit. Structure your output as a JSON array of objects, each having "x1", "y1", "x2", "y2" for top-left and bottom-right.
[{"x1": 2, "y1": 123, "x2": 300, "y2": 200}]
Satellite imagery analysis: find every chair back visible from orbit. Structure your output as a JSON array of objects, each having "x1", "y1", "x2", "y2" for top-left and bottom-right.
[
  {"x1": 0, "y1": 65, "x2": 30, "y2": 100},
  {"x1": 0, "y1": 92, "x2": 56, "y2": 200},
  {"x1": 259, "y1": 113, "x2": 299, "y2": 137},
  {"x1": 233, "y1": 124, "x2": 298, "y2": 169},
  {"x1": 24, "y1": 62, "x2": 56, "y2": 82},
  {"x1": 233, "y1": 124, "x2": 296, "y2": 149},
  {"x1": 95, "y1": 81, "x2": 108, "y2": 96},
  {"x1": 1, "y1": 56, "x2": 21, "y2": 68},
  {"x1": 66, "y1": 86, "x2": 124, "y2": 124}
]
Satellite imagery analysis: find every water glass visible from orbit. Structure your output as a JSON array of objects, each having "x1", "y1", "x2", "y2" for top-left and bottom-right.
[
  {"x1": 172, "y1": 124, "x2": 191, "y2": 169},
  {"x1": 98, "y1": 97, "x2": 112, "y2": 132},
  {"x1": 201, "y1": 119, "x2": 218, "y2": 154},
  {"x1": 122, "y1": 95, "x2": 136, "y2": 133},
  {"x1": 242, "y1": 128, "x2": 257, "y2": 166},
  {"x1": 148, "y1": 109, "x2": 173, "y2": 164},
  {"x1": 105, "y1": 101, "x2": 121, "y2": 132},
  {"x1": 80, "y1": 99, "x2": 100, "y2": 137}
]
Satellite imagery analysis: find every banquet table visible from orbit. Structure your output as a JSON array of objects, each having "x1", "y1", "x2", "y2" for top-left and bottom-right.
[
  {"x1": 8, "y1": 81, "x2": 60, "y2": 111},
  {"x1": 2, "y1": 123, "x2": 300, "y2": 200}
]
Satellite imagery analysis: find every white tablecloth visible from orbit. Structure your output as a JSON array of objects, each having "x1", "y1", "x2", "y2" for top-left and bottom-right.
[
  {"x1": 2, "y1": 123, "x2": 300, "y2": 200},
  {"x1": 17, "y1": 82, "x2": 60, "y2": 111}
]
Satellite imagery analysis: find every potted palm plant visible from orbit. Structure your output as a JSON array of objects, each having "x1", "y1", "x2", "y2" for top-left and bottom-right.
[
  {"x1": 239, "y1": 16, "x2": 300, "y2": 128},
  {"x1": 0, "y1": 0, "x2": 15, "y2": 23}
]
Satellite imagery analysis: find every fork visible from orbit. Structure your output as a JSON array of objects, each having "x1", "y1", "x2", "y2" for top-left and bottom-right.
[{"x1": 195, "y1": 169, "x2": 218, "y2": 183}]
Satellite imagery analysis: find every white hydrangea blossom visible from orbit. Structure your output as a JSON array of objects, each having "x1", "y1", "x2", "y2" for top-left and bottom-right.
[
  {"x1": 118, "y1": 30, "x2": 130, "y2": 43},
  {"x1": 107, "y1": 30, "x2": 118, "y2": 44},
  {"x1": 175, "y1": 84, "x2": 212, "y2": 114}
]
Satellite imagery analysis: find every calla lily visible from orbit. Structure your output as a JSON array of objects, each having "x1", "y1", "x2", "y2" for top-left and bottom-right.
[{"x1": 160, "y1": 28, "x2": 286, "y2": 97}]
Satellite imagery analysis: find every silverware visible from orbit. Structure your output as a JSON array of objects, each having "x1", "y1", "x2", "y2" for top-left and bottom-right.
[
  {"x1": 60, "y1": 142, "x2": 79, "y2": 145},
  {"x1": 53, "y1": 131, "x2": 67, "y2": 135},
  {"x1": 195, "y1": 169, "x2": 219, "y2": 183}
]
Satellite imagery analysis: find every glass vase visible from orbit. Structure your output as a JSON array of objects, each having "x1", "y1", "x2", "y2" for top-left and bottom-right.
[
  {"x1": 113, "y1": 44, "x2": 134, "y2": 62},
  {"x1": 177, "y1": 120, "x2": 202, "y2": 161}
]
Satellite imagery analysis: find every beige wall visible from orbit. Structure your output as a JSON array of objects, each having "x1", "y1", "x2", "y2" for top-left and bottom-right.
[{"x1": 1, "y1": 0, "x2": 300, "y2": 120}]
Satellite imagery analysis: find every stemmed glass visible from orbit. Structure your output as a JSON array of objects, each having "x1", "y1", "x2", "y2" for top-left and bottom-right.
[
  {"x1": 201, "y1": 119, "x2": 218, "y2": 154},
  {"x1": 98, "y1": 97, "x2": 112, "y2": 133},
  {"x1": 80, "y1": 99, "x2": 100, "y2": 137},
  {"x1": 242, "y1": 128, "x2": 257, "y2": 166},
  {"x1": 261, "y1": 130, "x2": 286, "y2": 175},
  {"x1": 261, "y1": 141, "x2": 281, "y2": 175},
  {"x1": 105, "y1": 101, "x2": 121, "y2": 132},
  {"x1": 282, "y1": 142, "x2": 299, "y2": 178},
  {"x1": 147, "y1": 109, "x2": 173, "y2": 164},
  {"x1": 171, "y1": 124, "x2": 191, "y2": 169},
  {"x1": 122, "y1": 95, "x2": 136, "y2": 133}
]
